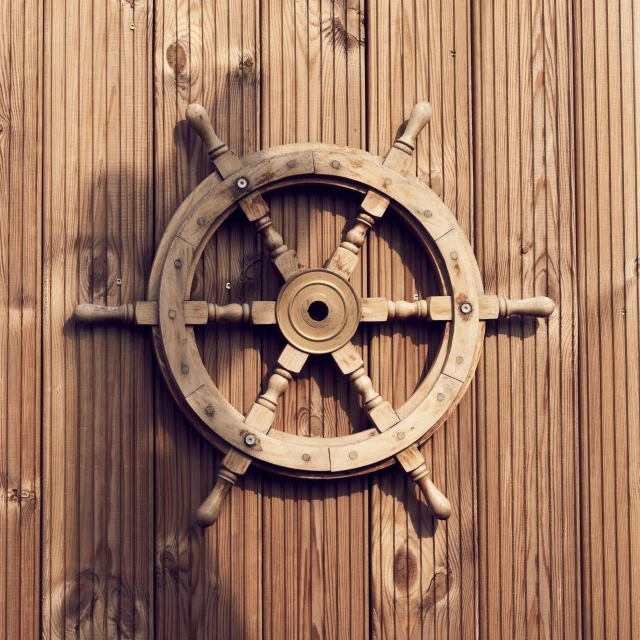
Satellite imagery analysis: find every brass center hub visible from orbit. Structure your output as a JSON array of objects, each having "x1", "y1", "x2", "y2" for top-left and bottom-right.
[{"x1": 275, "y1": 268, "x2": 361, "y2": 354}]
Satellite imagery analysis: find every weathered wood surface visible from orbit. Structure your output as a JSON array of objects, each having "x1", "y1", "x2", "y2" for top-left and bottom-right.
[
  {"x1": 42, "y1": 0, "x2": 155, "y2": 638},
  {"x1": 2, "y1": 0, "x2": 639, "y2": 638},
  {"x1": 259, "y1": 2, "x2": 370, "y2": 636},
  {"x1": 367, "y1": 0, "x2": 476, "y2": 637},
  {"x1": 0, "y1": 0, "x2": 42, "y2": 638},
  {"x1": 472, "y1": 0, "x2": 581, "y2": 638},
  {"x1": 575, "y1": 0, "x2": 640, "y2": 638}
]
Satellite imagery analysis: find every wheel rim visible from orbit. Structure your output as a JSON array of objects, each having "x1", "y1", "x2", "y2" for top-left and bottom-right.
[{"x1": 150, "y1": 144, "x2": 484, "y2": 478}]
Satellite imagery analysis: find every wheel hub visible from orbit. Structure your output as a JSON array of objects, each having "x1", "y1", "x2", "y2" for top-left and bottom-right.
[{"x1": 275, "y1": 268, "x2": 361, "y2": 354}]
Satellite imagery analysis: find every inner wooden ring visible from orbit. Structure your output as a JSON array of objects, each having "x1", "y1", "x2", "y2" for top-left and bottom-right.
[{"x1": 153, "y1": 145, "x2": 484, "y2": 478}]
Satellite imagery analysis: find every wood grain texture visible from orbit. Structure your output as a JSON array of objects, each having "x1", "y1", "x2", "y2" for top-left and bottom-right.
[
  {"x1": 575, "y1": 0, "x2": 640, "y2": 638},
  {"x1": 471, "y1": 0, "x2": 580, "y2": 638},
  {"x1": 367, "y1": 0, "x2": 475, "y2": 637},
  {"x1": 153, "y1": 0, "x2": 262, "y2": 635},
  {"x1": 260, "y1": 2, "x2": 369, "y2": 637},
  {"x1": 42, "y1": 0, "x2": 154, "y2": 637},
  {"x1": 0, "y1": 0, "x2": 43, "y2": 637},
  {"x1": 7, "y1": 0, "x2": 640, "y2": 637}
]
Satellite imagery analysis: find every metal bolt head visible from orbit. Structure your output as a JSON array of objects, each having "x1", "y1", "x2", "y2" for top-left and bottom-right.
[
  {"x1": 437, "y1": 393, "x2": 445, "y2": 401},
  {"x1": 197, "y1": 217, "x2": 206, "y2": 226},
  {"x1": 168, "y1": 309, "x2": 176, "y2": 319},
  {"x1": 205, "y1": 405, "x2": 214, "y2": 416},
  {"x1": 236, "y1": 177, "x2": 248, "y2": 189},
  {"x1": 460, "y1": 302, "x2": 472, "y2": 315},
  {"x1": 450, "y1": 251, "x2": 458, "y2": 260},
  {"x1": 244, "y1": 433, "x2": 257, "y2": 447},
  {"x1": 287, "y1": 160, "x2": 297, "y2": 168},
  {"x1": 226, "y1": 282, "x2": 231, "y2": 290},
  {"x1": 174, "y1": 259, "x2": 182, "y2": 269},
  {"x1": 424, "y1": 210, "x2": 433, "y2": 218},
  {"x1": 456, "y1": 356, "x2": 464, "y2": 364},
  {"x1": 130, "y1": 23, "x2": 135, "y2": 30},
  {"x1": 413, "y1": 293, "x2": 420, "y2": 301},
  {"x1": 349, "y1": 451, "x2": 358, "y2": 460},
  {"x1": 181, "y1": 364, "x2": 189, "y2": 375},
  {"x1": 302, "y1": 453, "x2": 310, "y2": 461},
  {"x1": 397, "y1": 432, "x2": 405, "y2": 440},
  {"x1": 116, "y1": 278, "x2": 122, "y2": 286}
]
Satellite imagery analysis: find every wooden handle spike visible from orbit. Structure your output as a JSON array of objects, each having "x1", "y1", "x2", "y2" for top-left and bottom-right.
[
  {"x1": 74, "y1": 303, "x2": 135, "y2": 324},
  {"x1": 498, "y1": 296, "x2": 555, "y2": 318},
  {"x1": 196, "y1": 448, "x2": 251, "y2": 528},
  {"x1": 395, "y1": 102, "x2": 433, "y2": 153},
  {"x1": 196, "y1": 468, "x2": 237, "y2": 527},
  {"x1": 396, "y1": 444, "x2": 451, "y2": 520},
  {"x1": 410, "y1": 465, "x2": 452, "y2": 520},
  {"x1": 185, "y1": 103, "x2": 229, "y2": 160}
]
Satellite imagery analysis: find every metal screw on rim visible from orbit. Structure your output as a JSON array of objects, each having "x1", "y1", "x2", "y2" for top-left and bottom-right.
[
  {"x1": 244, "y1": 434, "x2": 257, "y2": 447},
  {"x1": 460, "y1": 302, "x2": 472, "y2": 314},
  {"x1": 236, "y1": 177, "x2": 248, "y2": 189}
]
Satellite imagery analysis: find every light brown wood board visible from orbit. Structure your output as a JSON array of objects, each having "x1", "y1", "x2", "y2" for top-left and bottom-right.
[
  {"x1": 367, "y1": 0, "x2": 476, "y2": 637},
  {"x1": 472, "y1": 0, "x2": 581, "y2": 637},
  {"x1": 42, "y1": 0, "x2": 155, "y2": 637},
  {"x1": 0, "y1": 0, "x2": 42, "y2": 639}
]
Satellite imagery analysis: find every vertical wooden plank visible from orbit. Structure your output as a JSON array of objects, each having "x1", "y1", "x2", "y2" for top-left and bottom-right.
[
  {"x1": 367, "y1": 1, "x2": 474, "y2": 639},
  {"x1": 471, "y1": 0, "x2": 580, "y2": 637},
  {"x1": 153, "y1": 0, "x2": 262, "y2": 636},
  {"x1": 154, "y1": 0, "x2": 194, "y2": 633},
  {"x1": 575, "y1": 0, "x2": 640, "y2": 638},
  {"x1": 43, "y1": 0, "x2": 155, "y2": 637},
  {"x1": 0, "y1": 0, "x2": 10, "y2": 628},
  {"x1": 0, "y1": 0, "x2": 42, "y2": 634},
  {"x1": 133, "y1": 1, "x2": 156, "y2": 637},
  {"x1": 455, "y1": 5, "x2": 476, "y2": 632},
  {"x1": 620, "y1": 0, "x2": 640, "y2": 636},
  {"x1": 42, "y1": 0, "x2": 67, "y2": 634},
  {"x1": 259, "y1": 1, "x2": 368, "y2": 638}
]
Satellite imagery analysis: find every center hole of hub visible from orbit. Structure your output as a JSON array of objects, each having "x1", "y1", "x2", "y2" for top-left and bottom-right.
[{"x1": 308, "y1": 300, "x2": 329, "y2": 322}]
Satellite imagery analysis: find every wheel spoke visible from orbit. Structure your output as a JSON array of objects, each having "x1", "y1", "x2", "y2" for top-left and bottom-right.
[
  {"x1": 73, "y1": 294, "x2": 554, "y2": 329},
  {"x1": 243, "y1": 343, "x2": 309, "y2": 433},
  {"x1": 331, "y1": 341, "x2": 400, "y2": 432},
  {"x1": 252, "y1": 213, "x2": 305, "y2": 281},
  {"x1": 359, "y1": 297, "x2": 431, "y2": 322},
  {"x1": 207, "y1": 301, "x2": 276, "y2": 325},
  {"x1": 359, "y1": 294, "x2": 556, "y2": 323},
  {"x1": 186, "y1": 103, "x2": 304, "y2": 281},
  {"x1": 325, "y1": 103, "x2": 433, "y2": 281}
]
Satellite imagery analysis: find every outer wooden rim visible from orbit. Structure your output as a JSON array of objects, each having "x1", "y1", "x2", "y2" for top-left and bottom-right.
[{"x1": 149, "y1": 144, "x2": 484, "y2": 479}]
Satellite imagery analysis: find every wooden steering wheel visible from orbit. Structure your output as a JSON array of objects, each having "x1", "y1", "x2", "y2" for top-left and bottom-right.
[{"x1": 74, "y1": 101, "x2": 554, "y2": 526}]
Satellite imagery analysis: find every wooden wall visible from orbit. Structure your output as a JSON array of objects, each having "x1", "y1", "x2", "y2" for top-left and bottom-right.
[
  {"x1": 42, "y1": 0, "x2": 155, "y2": 637},
  {"x1": 472, "y1": 0, "x2": 581, "y2": 637},
  {"x1": 0, "y1": 0, "x2": 42, "y2": 638},
  {"x1": 574, "y1": 0, "x2": 640, "y2": 637},
  {"x1": 0, "y1": 0, "x2": 638, "y2": 638}
]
